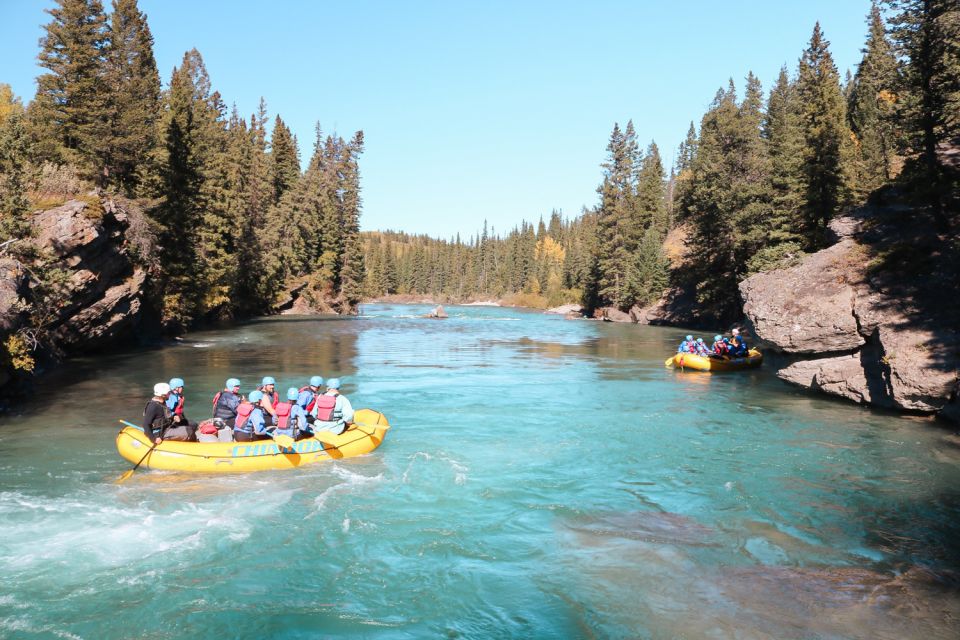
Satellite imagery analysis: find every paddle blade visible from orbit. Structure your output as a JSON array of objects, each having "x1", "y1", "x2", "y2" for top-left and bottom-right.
[
  {"x1": 665, "y1": 357, "x2": 675, "y2": 367},
  {"x1": 116, "y1": 468, "x2": 136, "y2": 483},
  {"x1": 274, "y1": 434, "x2": 295, "y2": 449}
]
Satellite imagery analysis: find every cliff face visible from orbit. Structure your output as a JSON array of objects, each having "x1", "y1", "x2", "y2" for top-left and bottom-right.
[
  {"x1": 0, "y1": 196, "x2": 149, "y2": 392},
  {"x1": 740, "y1": 206, "x2": 959, "y2": 423}
]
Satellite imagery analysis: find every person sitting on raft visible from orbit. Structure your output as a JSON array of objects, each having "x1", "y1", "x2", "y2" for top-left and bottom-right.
[
  {"x1": 258, "y1": 376, "x2": 279, "y2": 423},
  {"x1": 296, "y1": 376, "x2": 323, "y2": 416},
  {"x1": 166, "y1": 376, "x2": 199, "y2": 433},
  {"x1": 143, "y1": 382, "x2": 196, "y2": 443},
  {"x1": 711, "y1": 334, "x2": 730, "y2": 358},
  {"x1": 694, "y1": 338, "x2": 711, "y2": 356},
  {"x1": 312, "y1": 378, "x2": 353, "y2": 435},
  {"x1": 212, "y1": 378, "x2": 243, "y2": 423},
  {"x1": 677, "y1": 335, "x2": 695, "y2": 353},
  {"x1": 728, "y1": 328, "x2": 749, "y2": 357},
  {"x1": 233, "y1": 390, "x2": 274, "y2": 442},
  {"x1": 279, "y1": 387, "x2": 311, "y2": 440}
]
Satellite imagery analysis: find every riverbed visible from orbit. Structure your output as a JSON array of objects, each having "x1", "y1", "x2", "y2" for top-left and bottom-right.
[{"x1": 2, "y1": 304, "x2": 959, "y2": 638}]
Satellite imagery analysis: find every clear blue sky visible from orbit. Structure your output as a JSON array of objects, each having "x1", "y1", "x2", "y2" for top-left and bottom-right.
[{"x1": 2, "y1": 1, "x2": 873, "y2": 239}]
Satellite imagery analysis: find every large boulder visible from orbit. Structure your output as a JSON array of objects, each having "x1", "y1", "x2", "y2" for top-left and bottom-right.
[
  {"x1": 740, "y1": 240, "x2": 865, "y2": 354},
  {"x1": 741, "y1": 218, "x2": 959, "y2": 419}
]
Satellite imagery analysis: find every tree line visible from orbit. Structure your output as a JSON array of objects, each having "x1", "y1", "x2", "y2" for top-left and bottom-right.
[
  {"x1": 360, "y1": 0, "x2": 958, "y2": 321},
  {"x1": 0, "y1": 0, "x2": 365, "y2": 352}
]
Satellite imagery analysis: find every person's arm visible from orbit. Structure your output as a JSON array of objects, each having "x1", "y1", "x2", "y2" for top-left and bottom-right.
[
  {"x1": 261, "y1": 394, "x2": 277, "y2": 418},
  {"x1": 338, "y1": 395, "x2": 354, "y2": 425}
]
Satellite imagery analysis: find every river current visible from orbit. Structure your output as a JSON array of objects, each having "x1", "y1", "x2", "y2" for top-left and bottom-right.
[{"x1": 1, "y1": 304, "x2": 959, "y2": 639}]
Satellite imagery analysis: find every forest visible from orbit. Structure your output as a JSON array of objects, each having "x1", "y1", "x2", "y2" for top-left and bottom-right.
[
  {"x1": 0, "y1": 0, "x2": 365, "y2": 353},
  {"x1": 361, "y1": 0, "x2": 958, "y2": 322}
]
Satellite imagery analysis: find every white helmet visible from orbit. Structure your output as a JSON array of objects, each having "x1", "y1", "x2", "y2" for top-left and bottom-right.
[{"x1": 154, "y1": 382, "x2": 171, "y2": 396}]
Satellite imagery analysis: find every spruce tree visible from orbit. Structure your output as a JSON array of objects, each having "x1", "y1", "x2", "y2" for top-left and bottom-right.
[
  {"x1": 756, "y1": 66, "x2": 805, "y2": 272},
  {"x1": 592, "y1": 121, "x2": 639, "y2": 309},
  {"x1": 337, "y1": 131, "x2": 366, "y2": 310},
  {"x1": 33, "y1": 0, "x2": 109, "y2": 173},
  {"x1": 849, "y1": 2, "x2": 902, "y2": 194},
  {"x1": 883, "y1": 0, "x2": 959, "y2": 218},
  {"x1": 796, "y1": 23, "x2": 854, "y2": 247},
  {"x1": 102, "y1": 0, "x2": 160, "y2": 194},
  {"x1": 269, "y1": 115, "x2": 300, "y2": 204}
]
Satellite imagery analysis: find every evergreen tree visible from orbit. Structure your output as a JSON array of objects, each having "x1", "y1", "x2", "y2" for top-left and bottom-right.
[
  {"x1": 102, "y1": 0, "x2": 160, "y2": 194},
  {"x1": 636, "y1": 141, "x2": 668, "y2": 234},
  {"x1": 592, "y1": 121, "x2": 639, "y2": 309},
  {"x1": 849, "y1": 2, "x2": 902, "y2": 194},
  {"x1": 796, "y1": 23, "x2": 854, "y2": 247},
  {"x1": 883, "y1": 0, "x2": 959, "y2": 218},
  {"x1": 0, "y1": 109, "x2": 32, "y2": 243},
  {"x1": 269, "y1": 115, "x2": 300, "y2": 204},
  {"x1": 337, "y1": 131, "x2": 366, "y2": 310},
  {"x1": 756, "y1": 66, "x2": 805, "y2": 272},
  {"x1": 33, "y1": 0, "x2": 109, "y2": 173}
]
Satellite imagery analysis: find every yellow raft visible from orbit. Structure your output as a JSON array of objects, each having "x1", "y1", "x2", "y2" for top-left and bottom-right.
[
  {"x1": 115, "y1": 408, "x2": 390, "y2": 474},
  {"x1": 665, "y1": 349, "x2": 763, "y2": 371}
]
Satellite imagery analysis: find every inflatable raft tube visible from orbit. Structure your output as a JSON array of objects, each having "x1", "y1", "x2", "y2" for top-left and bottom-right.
[
  {"x1": 665, "y1": 349, "x2": 763, "y2": 371},
  {"x1": 115, "y1": 408, "x2": 390, "y2": 474}
]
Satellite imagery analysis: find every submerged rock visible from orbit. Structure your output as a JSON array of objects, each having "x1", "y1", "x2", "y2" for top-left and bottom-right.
[
  {"x1": 425, "y1": 305, "x2": 448, "y2": 319},
  {"x1": 545, "y1": 303, "x2": 582, "y2": 315}
]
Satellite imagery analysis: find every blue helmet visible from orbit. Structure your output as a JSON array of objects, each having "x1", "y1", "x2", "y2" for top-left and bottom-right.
[
  {"x1": 286, "y1": 387, "x2": 299, "y2": 401},
  {"x1": 685, "y1": 335, "x2": 693, "y2": 341},
  {"x1": 261, "y1": 376, "x2": 276, "y2": 386},
  {"x1": 248, "y1": 390, "x2": 264, "y2": 403},
  {"x1": 169, "y1": 377, "x2": 184, "y2": 389},
  {"x1": 226, "y1": 378, "x2": 240, "y2": 389},
  {"x1": 714, "y1": 335, "x2": 722, "y2": 342},
  {"x1": 309, "y1": 375, "x2": 323, "y2": 388},
  {"x1": 326, "y1": 378, "x2": 341, "y2": 389},
  {"x1": 696, "y1": 338, "x2": 705, "y2": 343}
]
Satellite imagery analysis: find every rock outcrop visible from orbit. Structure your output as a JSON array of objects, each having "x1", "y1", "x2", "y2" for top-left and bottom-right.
[
  {"x1": 1, "y1": 196, "x2": 149, "y2": 394},
  {"x1": 740, "y1": 210, "x2": 959, "y2": 422}
]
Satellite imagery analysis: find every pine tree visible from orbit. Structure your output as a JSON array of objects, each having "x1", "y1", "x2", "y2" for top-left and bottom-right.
[
  {"x1": 0, "y1": 108, "x2": 32, "y2": 243},
  {"x1": 756, "y1": 66, "x2": 806, "y2": 272},
  {"x1": 883, "y1": 0, "x2": 959, "y2": 218},
  {"x1": 682, "y1": 78, "x2": 773, "y2": 318},
  {"x1": 33, "y1": 0, "x2": 109, "y2": 173},
  {"x1": 636, "y1": 141, "x2": 668, "y2": 234},
  {"x1": 337, "y1": 131, "x2": 366, "y2": 310},
  {"x1": 102, "y1": 0, "x2": 160, "y2": 194},
  {"x1": 592, "y1": 121, "x2": 639, "y2": 309},
  {"x1": 796, "y1": 23, "x2": 854, "y2": 247},
  {"x1": 269, "y1": 115, "x2": 300, "y2": 204},
  {"x1": 849, "y1": 2, "x2": 902, "y2": 195}
]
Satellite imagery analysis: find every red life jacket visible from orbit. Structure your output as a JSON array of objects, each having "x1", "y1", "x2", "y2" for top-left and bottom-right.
[
  {"x1": 274, "y1": 401, "x2": 293, "y2": 430},
  {"x1": 314, "y1": 395, "x2": 338, "y2": 421},
  {"x1": 171, "y1": 393, "x2": 184, "y2": 415},
  {"x1": 686, "y1": 342, "x2": 697, "y2": 353},
  {"x1": 297, "y1": 386, "x2": 318, "y2": 413},
  {"x1": 257, "y1": 385, "x2": 279, "y2": 406},
  {"x1": 713, "y1": 341, "x2": 728, "y2": 355},
  {"x1": 211, "y1": 391, "x2": 222, "y2": 411},
  {"x1": 235, "y1": 402, "x2": 255, "y2": 431}
]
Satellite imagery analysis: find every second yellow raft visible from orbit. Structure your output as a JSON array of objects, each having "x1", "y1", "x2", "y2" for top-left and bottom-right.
[
  {"x1": 665, "y1": 349, "x2": 763, "y2": 371},
  {"x1": 115, "y1": 408, "x2": 390, "y2": 474}
]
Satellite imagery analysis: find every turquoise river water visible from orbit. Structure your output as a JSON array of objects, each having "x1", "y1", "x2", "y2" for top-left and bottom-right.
[{"x1": 2, "y1": 304, "x2": 959, "y2": 639}]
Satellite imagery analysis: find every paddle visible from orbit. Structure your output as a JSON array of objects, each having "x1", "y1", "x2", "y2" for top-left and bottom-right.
[
  {"x1": 116, "y1": 419, "x2": 160, "y2": 483},
  {"x1": 664, "y1": 356, "x2": 675, "y2": 367}
]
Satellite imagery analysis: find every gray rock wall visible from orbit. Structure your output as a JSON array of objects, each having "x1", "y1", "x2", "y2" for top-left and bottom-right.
[
  {"x1": 740, "y1": 214, "x2": 958, "y2": 423},
  {"x1": 1, "y1": 196, "x2": 148, "y2": 393}
]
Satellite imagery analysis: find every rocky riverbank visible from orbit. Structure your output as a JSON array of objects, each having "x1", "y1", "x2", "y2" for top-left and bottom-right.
[
  {"x1": 740, "y1": 202, "x2": 958, "y2": 424},
  {"x1": 0, "y1": 196, "x2": 151, "y2": 394}
]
